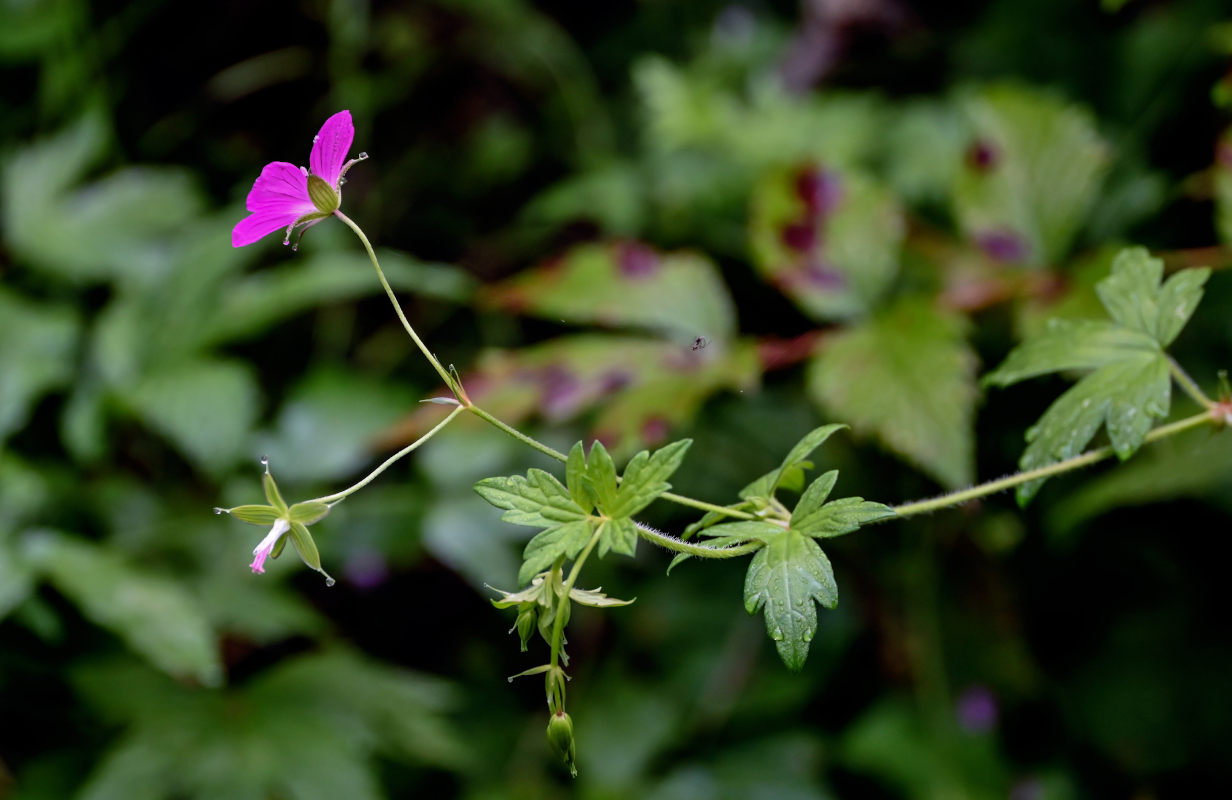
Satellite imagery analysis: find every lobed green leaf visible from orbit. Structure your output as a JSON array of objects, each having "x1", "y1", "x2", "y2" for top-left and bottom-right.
[
  {"x1": 1016, "y1": 352, "x2": 1170, "y2": 504},
  {"x1": 1094, "y1": 247, "x2": 1209, "y2": 347},
  {"x1": 610, "y1": 438, "x2": 692, "y2": 518},
  {"x1": 519, "y1": 520, "x2": 594, "y2": 585},
  {"x1": 983, "y1": 319, "x2": 1159, "y2": 387},
  {"x1": 790, "y1": 473, "x2": 895, "y2": 537},
  {"x1": 744, "y1": 528, "x2": 838, "y2": 671},
  {"x1": 474, "y1": 470, "x2": 588, "y2": 528},
  {"x1": 597, "y1": 518, "x2": 638, "y2": 558},
  {"x1": 740, "y1": 424, "x2": 846, "y2": 502}
]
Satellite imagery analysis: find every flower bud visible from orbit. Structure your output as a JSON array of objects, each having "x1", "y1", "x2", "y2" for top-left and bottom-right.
[
  {"x1": 515, "y1": 604, "x2": 537, "y2": 652},
  {"x1": 545, "y1": 711, "x2": 577, "y2": 777}
]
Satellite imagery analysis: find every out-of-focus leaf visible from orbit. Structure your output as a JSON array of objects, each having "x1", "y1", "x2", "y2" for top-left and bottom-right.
[
  {"x1": 27, "y1": 532, "x2": 221, "y2": 685},
  {"x1": 1214, "y1": 128, "x2": 1232, "y2": 245},
  {"x1": 205, "y1": 248, "x2": 475, "y2": 346},
  {"x1": 750, "y1": 162, "x2": 903, "y2": 321},
  {"x1": 0, "y1": 288, "x2": 79, "y2": 443},
  {"x1": 0, "y1": 536, "x2": 35, "y2": 621},
  {"x1": 0, "y1": 0, "x2": 78, "y2": 58},
  {"x1": 954, "y1": 84, "x2": 1108, "y2": 266},
  {"x1": 744, "y1": 527, "x2": 836, "y2": 670},
  {"x1": 809, "y1": 300, "x2": 978, "y2": 488},
  {"x1": 74, "y1": 650, "x2": 468, "y2": 800},
  {"x1": 635, "y1": 55, "x2": 885, "y2": 170},
  {"x1": 3, "y1": 115, "x2": 203, "y2": 285},
  {"x1": 839, "y1": 696, "x2": 1008, "y2": 799},
  {"x1": 481, "y1": 241, "x2": 736, "y2": 342},
  {"x1": 884, "y1": 100, "x2": 969, "y2": 206},
  {"x1": 257, "y1": 367, "x2": 417, "y2": 484},
  {"x1": 120, "y1": 358, "x2": 259, "y2": 475},
  {"x1": 390, "y1": 334, "x2": 759, "y2": 459},
  {"x1": 521, "y1": 161, "x2": 645, "y2": 235}
]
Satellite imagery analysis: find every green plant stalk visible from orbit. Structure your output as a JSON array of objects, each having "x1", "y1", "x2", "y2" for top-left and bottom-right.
[
  {"x1": 337, "y1": 215, "x2": 1215, "y2": 535},
  {"x1": 634, "y1": 521, "x2": 763, "y2": 557},
  {"x1": 892, "y1": 410, "x2": 1214, "y2": 517},
  {"x1": 338, "y1": 213, "x2": 755, "y2": 524},
  {"x1": 308, "y1": 405, "x2": 465, "y2": 505},
  {"x1": 548, "y1": 527, "x2": 603, "y2": 681},
  {"x1": 334, "y1": 210, "x2": 458, "y2": 393},
  {"x1": 1168, "y1": 356, "x2": 1214, "y2": 409}
]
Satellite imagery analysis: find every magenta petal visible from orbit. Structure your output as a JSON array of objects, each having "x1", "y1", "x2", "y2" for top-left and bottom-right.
[
  {"x1": 309, "y1": 110, "x2": 354, "y2": 186},
  {"x1": 232, "y1": 208, "x2": 304, "y2": 247},
  {"x1": 246, "y1": 161, "x2": 314, "y2": 213}
]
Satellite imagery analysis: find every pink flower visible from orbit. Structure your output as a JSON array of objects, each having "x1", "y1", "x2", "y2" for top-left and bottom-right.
[
  {"x1": 249, "y1": 518, "x2": 290, "y2": 573},
  {"x1": 231, "y1": 110, "x2": 368, "y2": 249}
]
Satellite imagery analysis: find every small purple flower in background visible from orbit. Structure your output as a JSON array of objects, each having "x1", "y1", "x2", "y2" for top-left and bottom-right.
[
  {"x1": 955, "y1": 684, "x2": 999, "y2": 733},
  {"x1": 231, "y1": 110, "x2": 369, "y2": 249},
  {"x1": 975, "y1": 229, "x2": 1029, "y2": 264}
]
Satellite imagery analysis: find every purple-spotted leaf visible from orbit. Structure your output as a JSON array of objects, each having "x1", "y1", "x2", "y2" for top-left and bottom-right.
[
  {"x1": 397, "y1": 334, "x2": 759, "y2": 459},
  {"x1": 482, "y1": 241, "x2": 735, "y2": 341},
  {"x1": 954, "y1": 84, "x2": 1108, "y2": 267},
  {"x1": 750, "y1": 163, "x2": 903, "y2": 321}
]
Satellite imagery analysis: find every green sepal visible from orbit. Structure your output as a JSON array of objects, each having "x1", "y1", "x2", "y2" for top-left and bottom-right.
[
  {"x1": 227, "y1": 504, "x2": 281, "y2": 525},
  {"x1": 488, "y1": 578, "x2": 547, "y2": 608},
  {"x1": 507, "y1": 664, "x2": 553, "y2": 681},
  {"x1": 271, "y1": 532, "x2": 288, "y2": 559},
  {"x1": 306, "y1": 174, "x2": 340, "y2": 213},
  {"x1": 288, "y1": 521, "x2": 333, "y2": 584},
  {"x1": 288, "y1": 500, "x2": 330, "y2": 526},
  {"x1": 263, "y1": 470, "x2": 288, "y2": 515},
  {"x1": 569, "y1": 586, "x2": 634, "y2": 607}
]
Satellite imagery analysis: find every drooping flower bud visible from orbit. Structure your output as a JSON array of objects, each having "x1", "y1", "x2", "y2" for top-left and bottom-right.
[
  {"x1": 515, "y1": 604, "x2": 537, "y2": 652},
  {"x1": 545, "y1": 710, "x2": 577, "y2": 777}
]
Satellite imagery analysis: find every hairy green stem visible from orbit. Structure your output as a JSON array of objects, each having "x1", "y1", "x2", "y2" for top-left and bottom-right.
[
  {"x1": 334, "y1": 210, "x2": 457, "y2": 392},
  {"x1": 1169, "y1": 356, "x2": 1214, "y2": 409},
  {"x1": 308, "y1": 405, "x2": 465, "y2": 505},
  {"x1": 634, "y1": 521, "x2": 763, "y2": 557},
  {"x1": 892, "y1": 411, "x2": 1215, "y2": 517}
]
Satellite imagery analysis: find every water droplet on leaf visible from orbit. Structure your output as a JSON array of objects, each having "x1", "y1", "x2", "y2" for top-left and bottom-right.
[
  {"x1": 213, "y1": 507, "x2": 225, "y2": 515},
  {"x1": 325, "y1": 577, "x2": 336, "y2": 587},
  {"x1": 358, "y1": 152, "x2": 369, "y2": 159}
]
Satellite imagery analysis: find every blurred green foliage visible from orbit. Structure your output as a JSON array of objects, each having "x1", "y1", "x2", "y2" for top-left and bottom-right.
[{"x1": 3, "y1": 0, "x2": 1232, "y2": 797}]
